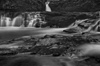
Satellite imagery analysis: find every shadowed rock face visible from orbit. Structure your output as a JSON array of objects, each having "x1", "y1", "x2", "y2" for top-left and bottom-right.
[{"x1": 0, "y1": 0, "x2": 100, "y2": 12}]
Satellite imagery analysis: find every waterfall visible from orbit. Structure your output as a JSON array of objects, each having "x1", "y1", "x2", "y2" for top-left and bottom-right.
[
  {"x1": 0, "y1": 12, "x2": 46, "y2": 27},
  {"x1": 27, "y1": 13, "x2": 46, "y2": 28},
  {"x1": 0, "y1": 16, "x2": 6, "y2": 27},
  {"x1": 12, "y1": 15, "x2": 24, "y2": 27},
  {"x1": 5, "y1": 17, "x2": 12, "y2": 26},
  {"x1": 28, "y1": 19, "x2": 37, "y2": 27},
  {"x1": 0, "y1": 15, "x2": 24, "y2": 27},
  {"x1": 45, "y1": 1, "x2": 52, "y2": 12}
]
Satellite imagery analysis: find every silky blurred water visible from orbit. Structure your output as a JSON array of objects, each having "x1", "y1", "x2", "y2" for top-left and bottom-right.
[{"x1": 0, "y1": 27, "x2": 69, "y2": 41}]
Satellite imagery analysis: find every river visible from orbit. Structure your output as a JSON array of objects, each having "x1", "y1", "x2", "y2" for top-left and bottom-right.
[{"x1": 0, "y1": 27, "x2": 69, "y2": 41}]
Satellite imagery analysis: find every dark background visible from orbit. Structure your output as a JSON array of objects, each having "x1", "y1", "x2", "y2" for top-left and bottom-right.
[{"x1": 0, "y1": 0, "x2": 100, "y2": 12}]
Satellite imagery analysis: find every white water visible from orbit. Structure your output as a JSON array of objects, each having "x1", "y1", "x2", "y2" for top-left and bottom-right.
[
  {"x1": 67, "y1": 19, "x2": 100, "y2": 33},
  {"x1": 11, "y1": 16, "x2": 24, "y2": 27},
  {"x1": 28, "y1": 19, "x2": 37, "y2": 27},
  {"x1": 5, "y1": 17, "x2": 12, "y2": 26},
  {"x1": 0, "y1": 15, "x2": 43, "y2": 27},
  {"x1": 45, "y1": 1, "x2": 52, "y2": 12},
  {"x1": 0, "y1": 16, "x2": 24, "y2": 27},
  {"x1": 0, "y1": 16, "x2": 6, "y2": 27}
]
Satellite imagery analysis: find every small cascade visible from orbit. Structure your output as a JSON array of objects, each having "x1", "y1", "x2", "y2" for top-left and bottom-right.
[
  {"x1": 0, "y1": 15, "x2": 12, "y2": 27},
  {"x1": 65, "y1": 18, "x2": 100, "y2": 34},
  {"x1": 45, "y1": 1, "x2": 52, "y2": 12},
  {"x1": 5, "y1": 17, "x2": 12, "y2": 26},
  {"x1": 0, "y1": 16, "x2": 6, "y2": 27},
  {"x1": 27, "y1": 13, "x2": 38, "y2": 27},
  {"x1": 28, "y1": 19, "x2": 37, "y2": 27},
  {"x1": 12, "y1": 15, "x2": 24, "y2": 27},
  {"x1": 93, "y1": 19, "x2": 100, "y2": 32},
  {"x1": 27, "y1": 12, "x2": 46, "y2": 28},
  {"x1": 0, "y1": 12, "x2": 46, "y2": 27}
]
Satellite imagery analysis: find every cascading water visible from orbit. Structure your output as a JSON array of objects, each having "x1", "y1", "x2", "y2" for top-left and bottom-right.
[
  {"x1": 28, "y1": 13, "x2": 40, "y2": 27},
  {"x1": 45, "y1": 1, "x2": 52, "y2": 12},
  {"x1": 0, "y1": 15, "x2": 6, "y2": 27},
  {"x1": 64, "y1": 18, "x2": 100, "y2": 34},
  {"x1": 5, "y1": 17, "x2": 12, "y2": 26},
  {"x1": 12, "y1": 15, "x2": 24, "y2": 27},
  {"x1": 0, "y1": 12, "x2": 46, "y2": 27},
  {"x1": 28, "y1": 19, "x2": 37, "y2": 27}
]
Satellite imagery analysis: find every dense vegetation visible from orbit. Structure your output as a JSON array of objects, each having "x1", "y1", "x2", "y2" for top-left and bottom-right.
[{"x1": 0, "y1": 0, "x2": 100, "y2": 12}]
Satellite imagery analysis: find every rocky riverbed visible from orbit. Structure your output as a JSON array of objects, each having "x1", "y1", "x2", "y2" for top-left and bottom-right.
[{"x1": 0, "y1": 33, "x2": 100, "y2": 66}]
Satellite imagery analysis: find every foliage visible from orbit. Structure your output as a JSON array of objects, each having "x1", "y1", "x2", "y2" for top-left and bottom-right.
[{"x1": 0, "y1": 0, "x2": 100, "y2": 12}]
